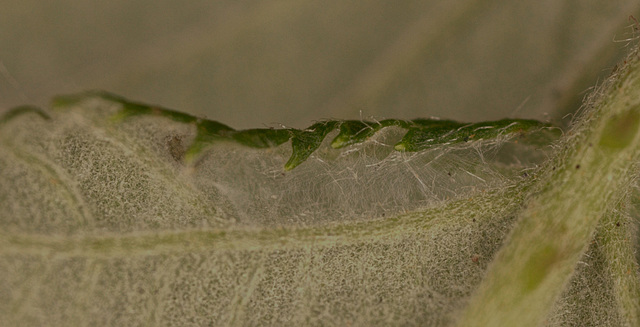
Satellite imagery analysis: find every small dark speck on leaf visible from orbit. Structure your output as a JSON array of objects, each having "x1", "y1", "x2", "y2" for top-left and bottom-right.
[
  {"x1": 167, "y1": 135, "x2": 184, "y2": 161},
  {"x1": 616, "y1": 222, "x2": 621, "y2": 227},
  {"x1": 576, "y1": 164, "x2": 580, "y2": 169}
]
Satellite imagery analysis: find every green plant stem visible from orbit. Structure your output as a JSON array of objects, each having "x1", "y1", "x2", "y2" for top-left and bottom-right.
[
  {"x1": 456, "y1": 49, "x2": 640, "y2": 326},
  {"x1": 598, "y1": 201, "x2": 640, "y2": 327}
]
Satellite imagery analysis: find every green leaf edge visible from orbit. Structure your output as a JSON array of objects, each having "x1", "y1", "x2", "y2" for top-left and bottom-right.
[
  {"x1": 0, "y1": 105, "x2": 50, "y2": 126},
  {"x1": 0, "y1": 90, "x2": 556, "y2": 171}
]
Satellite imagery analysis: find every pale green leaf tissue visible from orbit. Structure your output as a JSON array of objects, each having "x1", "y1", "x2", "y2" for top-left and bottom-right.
[{"x1": 3, "y1": 2, "x2": 640, "y2": 327}]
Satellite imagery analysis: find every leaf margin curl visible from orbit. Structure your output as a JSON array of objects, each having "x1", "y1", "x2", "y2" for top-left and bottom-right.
[{"x1": 43, "y1": 90, "x2": 560, "y2": 171}]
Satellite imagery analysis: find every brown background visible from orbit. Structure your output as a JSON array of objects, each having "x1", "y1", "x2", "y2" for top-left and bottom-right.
[{"x1": 1, "y1": 0, "x2": 639, "y2": 128}]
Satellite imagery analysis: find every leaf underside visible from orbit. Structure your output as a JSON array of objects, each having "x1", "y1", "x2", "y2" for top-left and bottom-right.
[{"x1": 8, "y1": 91, "x2": 624, "y2": 327}]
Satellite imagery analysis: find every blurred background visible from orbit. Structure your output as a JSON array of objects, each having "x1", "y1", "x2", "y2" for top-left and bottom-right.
[{"x1": 1, "y1": 0, "x2": 639, "y2": 128}]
